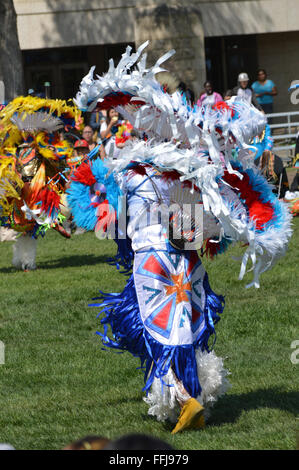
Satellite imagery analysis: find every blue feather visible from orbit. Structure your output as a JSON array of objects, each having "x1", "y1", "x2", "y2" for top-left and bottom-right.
[
  {"x1": 67, "y1": 158, "x2": 123, "y2": 231},
  {"x1": 232, "y1": 160, "x2": 288, "y2": 232}
]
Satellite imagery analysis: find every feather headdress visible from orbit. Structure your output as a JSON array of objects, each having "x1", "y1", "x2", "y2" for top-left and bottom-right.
[{"x1": 70, "y1": 42, "x2": 291, "y2": 287}]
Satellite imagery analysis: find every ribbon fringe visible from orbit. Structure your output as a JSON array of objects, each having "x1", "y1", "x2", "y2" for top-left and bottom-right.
[{"x1": 90, "y1": 272, "x2": 224, "y2": 398}]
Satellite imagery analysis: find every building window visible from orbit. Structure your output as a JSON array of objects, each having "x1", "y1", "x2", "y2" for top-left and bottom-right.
[
  {"x1": 22, "y1": 43, "x2": 135, "y2": 100},
  {"x1": 205, "y1": 35, "x2": 258, "y2": 95},
  {"x1": 23, "y1": 46, "x2": 88, "y2": 99}
]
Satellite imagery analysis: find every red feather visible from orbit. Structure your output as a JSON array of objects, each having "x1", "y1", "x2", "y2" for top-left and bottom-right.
[
  {"x1": 38, "y1": 188, "x2": 60, "y2": 216},
  {"x1": 71, "y1": 162, "x2": 96, "y2": 186},
  {"x1": 222, "y1": 171, "x2": 274, "y2": 230},
  {"x1": 94, "y1": 92, "x2": 132, "y2": 111},
  {"x1": 161, "y1": 170, "x2": 181, "y2": 182},
  {"x1": 212, "y1": 101, "x2": 235, "y2": 117},
  {"x1": 202, "y1": 238, "x2": 220, "y2": 259},
  {"x1": 127, "y1": 163, "x2": 151, "y2": 180},
  {"x1": 161, "y1": 171, "x2": 200, "y2": 192}
]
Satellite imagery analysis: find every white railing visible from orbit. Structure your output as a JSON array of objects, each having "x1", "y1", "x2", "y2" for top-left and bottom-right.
[{"x1": 266, "y1": 111, "x2": 299, "y2": 155}]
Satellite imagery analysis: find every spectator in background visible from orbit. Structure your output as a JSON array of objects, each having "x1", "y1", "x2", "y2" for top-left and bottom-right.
[
  {"x1": 223, "y1": 89, "x2": 233, "y2": 101},
  {"x1": 67, "y1": 139, "x2": 90, "y2": 173},
  {"x1": 100, "y1": 108, "x2": 119, "y2": 141},
  {"x1": 289, "y1": 131, "x2": 299, "y2": 193},
  {"x1": 186, "y1": 88, "x2": 195, "y2": 106},
  {"x1": 255, "y1": 150, "x2": 289, "y2": 198},
  {"x1": 89, "y1": 109, "x2": 106, "y2": 141},
  {"x1": 293, "y1": 130, "x2": 299, "y2": 168},
  {"x1": 82, "y1": 125, "x2": 106, "y2": 160},
  {"x1": 197, "y1": 81, "x2": 222, "y2": 107},
  {"x1": 252, "y1": 69, "x2": 277, "y2": 114},
  {"x1": 232, "y1": 73, "x2": 262, "y2": 110},
  {"x1": 178, "y1": 81, "x2": 195, "y2": 106},
  {"x1": 249, "y1": 124, "x2": 288, "y2": 198},
  {"x1": 290, "y1": 171, "x2": 299, "y2": 191},
  {"x1": 100, "y1": 108, "x2": 123, "y2": 158}
]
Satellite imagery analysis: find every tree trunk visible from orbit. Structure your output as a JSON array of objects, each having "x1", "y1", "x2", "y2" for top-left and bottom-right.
[{"x1": 0, "y1": 0, "x2": 24, "y2": 102}]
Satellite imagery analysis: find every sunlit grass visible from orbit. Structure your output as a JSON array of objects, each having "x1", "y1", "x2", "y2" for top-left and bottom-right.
[{"x1": 0, "y1": 218, "x2": 298, "y2": 450}]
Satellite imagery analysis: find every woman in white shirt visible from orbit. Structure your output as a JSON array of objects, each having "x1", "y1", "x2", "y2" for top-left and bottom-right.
[{"x1": 100, "y1": 108, "x2": 121, "y2": 158}]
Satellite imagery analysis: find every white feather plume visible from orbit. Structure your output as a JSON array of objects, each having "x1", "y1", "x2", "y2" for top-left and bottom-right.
[
  {"x1": 11, "y1": 112, "x2": 63, "y2": 133},
  {"x1": 144, "y1": 350, "x2": 231, "y2": 422},
  {"x1": 12, "y1": 235, "x2": 37, "y2": 270}
]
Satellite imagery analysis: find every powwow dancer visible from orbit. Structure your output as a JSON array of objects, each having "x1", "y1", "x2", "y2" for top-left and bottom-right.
[
  {"x1": 0, "y1": 96, "x2": 81, "y2": 270},
  {"x1": 68, "y1": 43, "x2": 292, "y2": 433}
]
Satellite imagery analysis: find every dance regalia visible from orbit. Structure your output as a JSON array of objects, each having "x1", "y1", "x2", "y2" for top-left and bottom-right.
[
  {"x1": 68, "y1": 43, "x2": 292, "y2": 431},
  {"x1": 0, "y1": 96, "x2": 81, "y2": 270}
]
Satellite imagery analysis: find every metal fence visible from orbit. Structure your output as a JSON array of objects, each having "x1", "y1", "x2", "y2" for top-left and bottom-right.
[{"x1": 266, "y1": 111, "x2": 299, "y2": 159}]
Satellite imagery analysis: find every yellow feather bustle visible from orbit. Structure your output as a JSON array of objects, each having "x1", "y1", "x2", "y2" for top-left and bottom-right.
[
  {"x1": 0, "y1": 96, "x2": 82, "y2": 232},
  {"x1": 0, "y1": 95, "x2": 81, "y2": 163},
  {"x1": 0, "y1": 95, "x2": 81, "y2": 125},
  {"x1": 0, "y1": 156, "x2": 24, "y2": 214},
  {"x1": 0, "y1": 95, "x2": 81, "y2": 143}
]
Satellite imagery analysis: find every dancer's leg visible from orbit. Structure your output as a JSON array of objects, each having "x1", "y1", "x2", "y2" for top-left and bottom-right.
[
  {"x1": 170, "y1": 368, "x2": 205, "y2": 434},
  {"x1": 12, "y1": 234, "x2": 37, "y2": 271}
]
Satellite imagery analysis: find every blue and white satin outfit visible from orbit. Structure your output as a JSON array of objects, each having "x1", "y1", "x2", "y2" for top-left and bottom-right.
[
  {"x1": 90, "y1": 167, "x2": 230, "y2": 422},
  {"x1": 68, "y1": 41, "x2": 292, "y2": 424}
]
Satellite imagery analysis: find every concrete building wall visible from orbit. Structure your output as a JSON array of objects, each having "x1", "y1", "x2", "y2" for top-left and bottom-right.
[
  {"x1": 14, "y1": 0, "x2": 136, "y2": 49},
  {"x1": 13, "y1": 0, "x2": 299, "y2": 110},
  {"x1": 14, "y1": 0, "x2": 299, "y2": 50},
  {"x1": 134, "y1": 4, "x2": 206, "y2": 96}
]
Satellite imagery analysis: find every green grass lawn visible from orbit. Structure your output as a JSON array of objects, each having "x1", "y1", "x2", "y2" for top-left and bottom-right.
[{"x1": 0, "y1": 219, "x2": 298, "y2": 450}]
